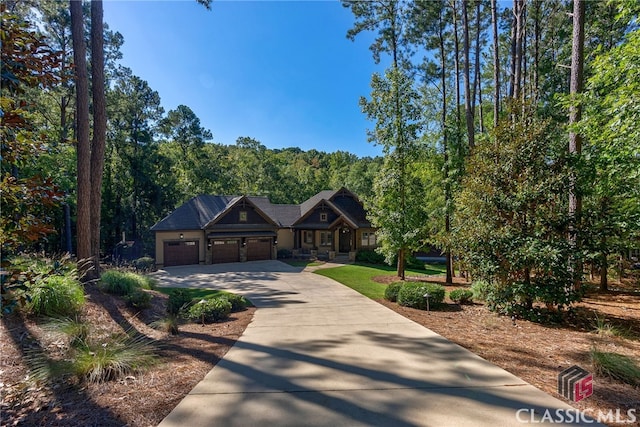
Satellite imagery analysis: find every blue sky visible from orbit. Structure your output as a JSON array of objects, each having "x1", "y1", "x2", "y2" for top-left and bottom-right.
[{"x1": 103, "y1": 0, "x2": 386, "y2": 158}]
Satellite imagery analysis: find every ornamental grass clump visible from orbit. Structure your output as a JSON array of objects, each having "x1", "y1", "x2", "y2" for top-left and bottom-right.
[
  {"x1": 100, "y1": 270, "x2": 156, "y2": 296},
  {"x1": 24, "y1": 274, "x2": 85, "y2": 317},
  {"x1": 590, "y1": 348, "x2": 640, "y2": 387}
]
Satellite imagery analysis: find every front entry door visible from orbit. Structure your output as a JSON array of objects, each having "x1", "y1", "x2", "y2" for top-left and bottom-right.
[{"x1": 339, "y1": 228, "x2": 352, "y2": 253}]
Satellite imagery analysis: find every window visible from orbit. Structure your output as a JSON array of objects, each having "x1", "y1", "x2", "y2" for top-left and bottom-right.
[
  {"x1": 320, "y1": 212, "x2": 328, "y2": 222},
  {"x1": 361, "y1": 232, "x2": 377, "y2": 247},
  {"x1": 304, "y1": 231, "x2": 313, "y2": 244},
  {"x1": 320, "y1": 231, "x2": 333, "y2": 247},
  {"x1": 239, "y1": 211, "x2": 247, "y2": 222}
]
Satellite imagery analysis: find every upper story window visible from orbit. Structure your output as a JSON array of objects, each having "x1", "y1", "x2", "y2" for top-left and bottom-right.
[
  {"x1": 239, "y1": 211, "x2": 248, "y2": 222},
  {"x1": 320, "y1": 212, "x2": 328, "y2": 222}
]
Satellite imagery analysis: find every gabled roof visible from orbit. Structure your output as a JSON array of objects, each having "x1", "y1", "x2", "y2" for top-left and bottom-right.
[
  {"x1": 150, "y1": 188, "x2": 370, "y2": 232},
  {"x1": 150, "y1": 195, "x2": 235, "y2": 231},
  {"x1": 201, "y1": 195, "x2": 278, "y2": 229}
]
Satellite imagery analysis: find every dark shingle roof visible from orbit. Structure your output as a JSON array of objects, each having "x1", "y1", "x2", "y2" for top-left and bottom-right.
[
  {"x1": 150, "y1": 195, "x2": 235, "y2": 231},
  {"x1": 150, "y1": 188, "x2": 369, "y2": 232}
]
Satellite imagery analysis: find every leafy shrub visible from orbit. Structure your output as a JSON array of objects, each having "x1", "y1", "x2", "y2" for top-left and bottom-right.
[
  {"x1": 590, "y1": 348, "x2": 640, "y2": 386},
  {"x1": 355, "y1": 250, "x2": 387, "y2": 265},
  {"x1": 167, "y1": 289, "x2": 193, "y2": 315},
  {"x1": 384, "y1": 282, "x2": 404, "y2": 302},
  {"x1": 223, "y1": 293, "x2": 248, "y2": 312},
  {"x1": 397, "y1": 283, "x2": 445, "y2": 310},
  {"x1": 470, "y1": 280, "x2": 491, "y2": 301},
  {"x1": 449, "y1": 289, "x2": 474, "y2": 304},
  {"x1": 133, "y1": 257, "x2": 155, "y2": 272},
  {"x1": 100, "y1": 270, "x2": 156, "y2": 296},
  {"x1": 405, "y1": 255, "x2": 425, "y2": 270},
  {"x1": 186, "y1": 297, "x2": 232, "y2": 323},
  {"x1": 125, "y1": 289, "x2": 152, "y2": 309},
  {"x1": 24, "y1": 275, "x2": 85, "y2": 317}
]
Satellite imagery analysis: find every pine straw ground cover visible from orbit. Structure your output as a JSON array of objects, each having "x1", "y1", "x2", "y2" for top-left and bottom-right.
[
  {"x1": 375, "y1": 275, "x2": 640, "y2": 426},
  {"x1": 1, "y1": 286, "x2": 254, "y2": 426}
]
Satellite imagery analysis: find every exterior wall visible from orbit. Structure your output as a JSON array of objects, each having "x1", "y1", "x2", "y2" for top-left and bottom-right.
[
  {"x1": 276, "y1": 228, "x2": 295, "y2": 251},
  {"x1": 356, "y1": 228, "x2": 378, "y2": 250},
  {"x1": 155, "y1": 230, "x2": 206, "y2": 266}
]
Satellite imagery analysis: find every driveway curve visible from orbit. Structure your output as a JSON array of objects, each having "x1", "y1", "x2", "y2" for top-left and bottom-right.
[{"x1": 156, "y1": 261, "x2": 592, "y2": 426}]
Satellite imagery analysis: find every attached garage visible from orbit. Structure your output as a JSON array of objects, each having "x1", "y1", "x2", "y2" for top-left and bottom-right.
[
  {"x1": 246, "y1": 238, "x2": 272, "y2": 261},
  {"x1": 163, "y1": 240, "x2": 199, "y2": 267},
  {"x1": 211, "y1": 239, "x2": 240, "y2": 264}
]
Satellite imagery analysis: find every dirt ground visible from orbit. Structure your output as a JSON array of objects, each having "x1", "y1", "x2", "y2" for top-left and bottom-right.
[
  {"x1": 376, "y1": 274, "x2": 640, "y2": 426},
  {"x1": 2, "y1": 274, "x2": 638, "y2": 426},
  {"x1": 0, "y1": 287, "x2": 255, "y2": 426}
]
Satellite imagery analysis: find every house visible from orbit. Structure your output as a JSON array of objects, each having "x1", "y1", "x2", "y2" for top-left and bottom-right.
[{"x1": 150, "y1": 188, "x2": 377, "y2": 267}]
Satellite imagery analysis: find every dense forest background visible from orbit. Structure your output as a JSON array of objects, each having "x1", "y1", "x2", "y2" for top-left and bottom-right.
[{"x1": 2, "y1": 0, "x2": 639, "y2": 299}]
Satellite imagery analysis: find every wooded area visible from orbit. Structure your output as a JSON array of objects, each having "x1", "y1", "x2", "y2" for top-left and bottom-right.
[{"x1": 2, "y1": 1, "x2": 639, "y2": 315}]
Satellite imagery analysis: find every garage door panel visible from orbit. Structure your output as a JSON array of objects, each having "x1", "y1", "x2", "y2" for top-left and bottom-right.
[
  {"x1": 212, "y1": 240, "x2": 240, "y2": 264},
  {"x1": 247, "y1": 238, "x2": 271, "y2": 261},
  {"x1": 164, "y1": 241, "x2": 199, "y2": 267}
]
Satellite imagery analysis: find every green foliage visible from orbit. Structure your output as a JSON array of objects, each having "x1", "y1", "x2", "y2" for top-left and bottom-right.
[
  {"x1": 355, "y1": 249, "x2": 388, "y2": 265},
  {"x1": 185, "y1": 297, "x2": 232, "y2": 323},
  {"x1": 590, "y1": 348, "x2": 640, "y2": 387},
  {"x1": 71, "y1": 332, "x2": 157, "y2": 384},
  {"x1": 100, "y1": 270, "x2": 155, "y2": 296},
  {"x1": 452, "y1": 106, "x2": 582, "y2": 316},
  {"x1": 592, "y1": 316, "x2": 628, "y2": 339},
  {"x1": 360, "y1": 67, "x2": 429, "y2": 278},
  {"x1": 43, "y1": 316, "x2": 90, "y2": 348},
  {"x1": 384, "y1": 281, "x2": 404, "y2": 302},
  {"x1": 124, "y1": 289, "x2": 152, "y2": 309},
  {"x1": 449, "y1": 289, "x2": 473, "y2": 304},
  {"x1": 0, "y1": 11, "x2": 63, "y2": 252},
  {"x1": 397, "y1": 283, "x2": 445, "y2": 310},
  {"x1": 24, "y1": 275, "x2": 85, "y2": 317},
  {"x1": 470, "y1": 280, "x2": 491, "y2": 302},
  {"x1": 222, "y1": 293, "x2": 248, "y2": 312},
  {"x1": 581, "y1": 27, "x2": 640, "y2": 287},
  {"x1": 166, "y1": 288, "x2": 193, "y2": 315}
]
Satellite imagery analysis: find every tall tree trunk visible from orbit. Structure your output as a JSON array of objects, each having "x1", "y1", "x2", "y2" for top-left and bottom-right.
[
  {"x1": 600, "y1": 247, "x2": 608, "y2": 292},
  {"x1": 568, "y1": 0, "x2": 585, "y2": 289},
  {"x1": 462, "y1": 0, "x2": 474, "y2": 148},
  {"x1": 70, "y1": 0, "x2": 92, "y2": 278},
  {"x1": 90, "y1": 0, "x2": 106, "y2": 276},
  {"x1": 452, "y1": 0, "x2": 461, "y2": 125},
  {"x1": 532, "y1": 0, "x2": 540, "y2": 103},
  {"x1": 439, "y1": 12, "x2": 453, "y2": 284},
  {"x1": 473, "y1": 0, "x2": 484, "y2": 133},
  {"x1": 508, "y1": 7, "x2": 516, "y2": 99},
  {"x1": 513, "y1": 0, "x2": 524, "y2": 100},
  {"x1": 491, "y1": 0, "x2": 500, "y2": 127}
]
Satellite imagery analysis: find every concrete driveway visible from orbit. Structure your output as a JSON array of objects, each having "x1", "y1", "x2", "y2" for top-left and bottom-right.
[{"x1": 155, "y1": 261, "x2": 593, "y2": 426}]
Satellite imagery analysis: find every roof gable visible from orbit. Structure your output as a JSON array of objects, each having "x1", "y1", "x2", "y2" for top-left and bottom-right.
[{"x1": 150, "y1": 195, "x2": 234, "y2": 231}]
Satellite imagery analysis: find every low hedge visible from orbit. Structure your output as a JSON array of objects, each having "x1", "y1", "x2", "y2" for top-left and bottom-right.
[
  {"x1": 449, "y1": 288, "x2": 474, "y2": 304},
  {"x1": 384, "y1": 282, "x2": 404, "y2": 302},
  {"x1": 397, "y1": 283, "x2": 445, "y2": 310},
  {"x1": 185, "y1": 297, "x2": 232, "y2": 323}
]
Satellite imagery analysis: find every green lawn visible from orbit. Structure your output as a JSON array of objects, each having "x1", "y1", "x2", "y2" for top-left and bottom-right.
[
  {"x1": 284, "y1": 260, "x2": 325, "y2": 267},
  {"x1": 314, "y1": 263, "x2": 446, "y2": 299}
]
